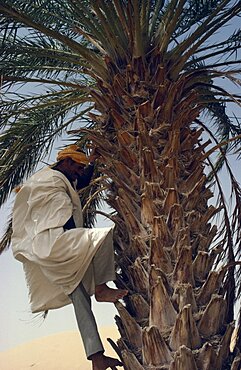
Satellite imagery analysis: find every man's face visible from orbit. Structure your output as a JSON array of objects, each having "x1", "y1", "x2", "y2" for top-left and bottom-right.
[{"x1": 64, "y1": 158, "x2": 86, "y2": 182}]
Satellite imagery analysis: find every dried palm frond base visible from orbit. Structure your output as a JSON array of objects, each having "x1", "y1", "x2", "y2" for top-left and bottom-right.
[{"x1": 83, "y1": 57, "x2": 241, "y2": 370}]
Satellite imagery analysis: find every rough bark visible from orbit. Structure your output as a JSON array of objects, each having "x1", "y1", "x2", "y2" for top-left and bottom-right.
[
  {"x1": 169, "y1": 346, "x2": 198, "y2": 370},
  {"x1": 142, "y1": 326, "x2": 173, "y2": 367},
  {"x1": 87, "y1": 55, "x2": 236, "y2": 370},
  {"x1": 170, "y1": 304, "x2": 201, "y2": 351}
]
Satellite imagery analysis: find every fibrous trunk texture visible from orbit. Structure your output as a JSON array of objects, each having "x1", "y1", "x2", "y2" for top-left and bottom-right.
[{"x1": 87, "y1": 56, "x2": 235, "y2": 369}]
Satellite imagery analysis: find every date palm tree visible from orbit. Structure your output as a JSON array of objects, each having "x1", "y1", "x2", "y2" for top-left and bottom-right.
[{"x1": 1, "y1": 1, "x2": 241, "y2": 369}]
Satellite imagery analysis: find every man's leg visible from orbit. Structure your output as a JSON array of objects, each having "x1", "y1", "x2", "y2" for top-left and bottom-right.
[
  {"x1": 92, "y1": 230, "x2": 128, "y2": 303},
  {"x1": 69, "y1": 283, "x2": 104, "y2": 359},
  {"x1": 92, "y1": 229, "x2": 116, "y2": 286},
  {"x1": 69, "y1": 282, "x2": 123, "y2": 370}
]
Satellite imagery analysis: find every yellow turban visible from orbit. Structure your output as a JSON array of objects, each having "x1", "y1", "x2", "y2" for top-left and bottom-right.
[{"x1": 56, "y1": 145, "x2": 89, "y2": 165}]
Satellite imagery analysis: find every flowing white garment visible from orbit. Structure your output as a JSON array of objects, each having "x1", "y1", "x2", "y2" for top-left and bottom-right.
[{"x1": 11, "y1": 167, "x2": 113, "y2": 313}]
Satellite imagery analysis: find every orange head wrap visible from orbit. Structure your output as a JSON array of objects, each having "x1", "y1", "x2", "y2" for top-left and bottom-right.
[{"x1": 56, "y1": 145, "x2": 89, "y2": 165}]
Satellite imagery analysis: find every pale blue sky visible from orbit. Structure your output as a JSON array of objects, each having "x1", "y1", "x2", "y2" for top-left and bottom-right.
[{"x1": 0, "y1": 205, "x2": 118, "y2": 352}]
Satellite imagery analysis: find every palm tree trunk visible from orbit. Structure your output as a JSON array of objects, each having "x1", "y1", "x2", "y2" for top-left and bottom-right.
[{"x1": 87, "y1": 56, "x2": 239, "y2": 369}]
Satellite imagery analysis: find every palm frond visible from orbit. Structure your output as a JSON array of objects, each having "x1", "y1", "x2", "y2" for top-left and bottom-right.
[
  {"x1": 0, "y1": 35, "x2": 89, "y2": 81},
  {"x1": 204, "y1": 154, "x2": 238, "y2": 322},
  {"x1": 0, "y1": 94, "x2": 91, "y2": 205},
  {"x1": 0, "y1": 216, "x2": 12, "y2": 255},
  {"x1": 195, "y1": 29, "x2": 241, "y2": 55},
  {"x1": 175, "y1": 0, "x2": 231, "y2": 37},
  {"x1": 0, "y1": 2, "x2": 107, "y2": 77},
  {"x1": 206, "y1": 101, "x2": 241, "y2": 177},
  {"x1": 169, "y1": 1, "x2": 241, "y2": 77},
  {"x1": 195, "y1": 119, "x2": 241, "y2": 306},
  {"x1": 79, "y1": 173, "x2": 108, "y2": 228}
]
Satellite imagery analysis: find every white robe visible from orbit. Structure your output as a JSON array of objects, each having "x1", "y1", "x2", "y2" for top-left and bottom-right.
[{"x1": 11, "y1": 167, "x2": 113, "y2": 313}]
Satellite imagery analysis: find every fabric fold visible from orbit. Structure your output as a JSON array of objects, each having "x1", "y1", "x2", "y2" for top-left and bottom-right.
[{"x1": 12, "y1": 167, "x2": 113, "y2": 313}]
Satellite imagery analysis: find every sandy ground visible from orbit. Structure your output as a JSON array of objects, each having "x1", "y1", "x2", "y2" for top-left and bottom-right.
[
  {"x1": 0, "y1": 325, "x2": 238, "y2": 369},
  {"x1": 0, "y1": 326, "x2": 120, "y2": 370}
]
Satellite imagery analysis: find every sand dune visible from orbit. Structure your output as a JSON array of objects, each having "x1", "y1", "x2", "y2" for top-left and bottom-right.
[{"x1": 0, "y1": 326, "x2": 120, "y2": 370}]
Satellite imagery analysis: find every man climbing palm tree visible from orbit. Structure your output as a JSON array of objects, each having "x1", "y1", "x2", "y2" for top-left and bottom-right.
[{"x1": 11, "y1": 145, "x2": 127, "y2": 370}]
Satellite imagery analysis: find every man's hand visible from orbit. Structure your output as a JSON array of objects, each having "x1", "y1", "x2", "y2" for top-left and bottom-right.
[
  {"x1": 91, "y1": 353, "x2": 123, "y2": 370},
  {"x1": 88, "y1": 146, "x2": 100, "y2": 163}
]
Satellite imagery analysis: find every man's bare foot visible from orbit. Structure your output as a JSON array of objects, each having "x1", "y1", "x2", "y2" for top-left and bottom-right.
[
  {"x1": 91, "y1": 352, "x2": 123, "y2": 370},
  {"x1": 95, "y1": 284, "x2": 128, "y2": 303}
]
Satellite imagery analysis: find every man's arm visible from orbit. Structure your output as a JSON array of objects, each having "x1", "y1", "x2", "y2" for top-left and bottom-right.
[
  {"x1": 77, "y1": 163, "x2": 95, "y2": 189},
  {"x1": 63, "y1": 215, "x2": 76, "y2": 230}
]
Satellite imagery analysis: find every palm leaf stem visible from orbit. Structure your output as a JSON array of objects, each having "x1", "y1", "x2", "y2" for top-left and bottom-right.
[
  {"x1": 0, "y1": 44, "x2": 88, "y2": 67},
  {"x1": 67, "y1": 0, "x2": 108, "y2": 44},
  {"x1": 149, "y1": 0, "x2": 165, "y2": 39},
  {"x1": 186, "y1": 46, "x2": 241, "y2": 68},
  {"x1": 194, "y1": 81, "x2": 241, "y2": 104},
  {"x1": 140, "y1": 0, "x2": 151, "y2": 47},
  {"x1": 82, "y1": 185, "x2": 109, "y2": 213},
  {"x1": 2, "y1": 66, "x2": 89, "y2": 76},
  {"x1": 132, "y1": 0, "x2": 144, "y2": 57},
  {"x1": 172, "y1": 0, "x2": 233, "y2": 57},
  {"x1": 195, "y1": 119, "x2": 239, "y2": 177},
  {"x1": 73, "y1": 26, "x2": 106, "y2": 55},
  {"x1": 113, "y1": 0, "x2": 130, "y2": 38},
  {"x1": 92, "y1": 3, "x2": 121, "y2": 59},
  {"x1": 188, "y1": 1, "x2": 241, "y2": 55},
  {"x1": 1, "y1": 100, "x2": 85, "y2": 155},
  {"x1": 46, "y1": 105, "x2": 94, "y2": 141},
  {"x1": 195, "y1": 29, "x2": 241, "y2": 54},
  {"x1": 69, "y1": 1, "x2": 125, "y2": 63},
  {"x1": 2, "y1": 76, "x2": 88, "y2": 89},
  {"x1": 2, "y1": 96, "x2": 89, "y2": 115},
  {"x1": 203, "y1": 133, "x2": 241, "y2": 160},
  {"x1": 0, "y1": 217, "x2": 12, "y2": 255},
  {"x1": 204, "y1": 96, "x2": 241, "y2": 106},
  {"x1": 158, "y1": 0, "x2": 185, "y2": 54},
  {"x1": 0, "y1": 4, "x2": 82, "y2": 53},
  {"x1": 1, "y1": 89, "x2": 81, "y2": 106},
  {"x1": 94, "y1": 210, "x2": 116, "y2": 224},
  {"x1": 180, "y1": 68, "x2": 241, "y2": 90},
  {"x1": 170, "y1": 0, "x2": 240, "y2": 75},
  {"x1": 200, "y1": 99, "x2": 241, "y2": 104},
  {"x1": 95, "y1": 0, "x2": 129, "y2": 52},
  {"x1": 205, "y1": 153, "x2": 236, "y2": 323},
  {"x1": 201, "y1": 61, "x2": 241, "y2": 69},
  {"x1": 0, "y1": 92, "x2": 89, "y2": 126},
  {"x1": 91, "y1": 0, "x2": 125, "y2": 60},
  {"x1": 77, "y1": 175, "x2": 109, "y2": 192},
  {"x1": 197, "y1": 120, "x2": 240, "y2": 214},
  {"x1": 223, "y1": 261, "x2": 241, "y2": 271}
]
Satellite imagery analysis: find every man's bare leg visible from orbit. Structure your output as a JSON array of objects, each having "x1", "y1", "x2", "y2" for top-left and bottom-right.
[
  {"x1": 91, "y1": 352, "x2": 123, "y2": 370},
  {"x1": 95, "y1": 283, "x2": 128, "y2": 303}
]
